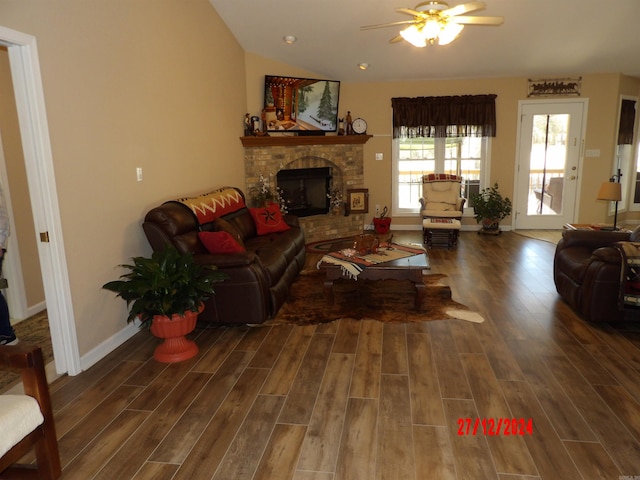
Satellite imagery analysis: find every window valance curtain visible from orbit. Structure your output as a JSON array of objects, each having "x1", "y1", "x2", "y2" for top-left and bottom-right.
[{"x1": 391, "y1": 94, "x2": 497, "y2": 138}]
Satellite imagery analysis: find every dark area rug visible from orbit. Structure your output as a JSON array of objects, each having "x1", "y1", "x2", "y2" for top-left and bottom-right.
[
  {"x1": 260, "y1": 255, "x2": 483, "y2": 326},
  {"x1": 306, "y1": 236, "x2": 355, "y2": 253},
  {"x1": 0, "y1": 310, "x2": 52, "y2": 392}
]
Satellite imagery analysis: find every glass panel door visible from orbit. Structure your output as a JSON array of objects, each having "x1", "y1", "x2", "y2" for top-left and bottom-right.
[
  {"x1": 527, "y1": 114, "x2": 568, "y2": 216},
  {"x1": 515, "y1": 101, "x2": 586, "y2": 229}
]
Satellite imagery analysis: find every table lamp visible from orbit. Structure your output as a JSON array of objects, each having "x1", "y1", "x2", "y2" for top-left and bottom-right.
[{"x1": 597, "y1": 168, "x2": 622, "y2": 230}]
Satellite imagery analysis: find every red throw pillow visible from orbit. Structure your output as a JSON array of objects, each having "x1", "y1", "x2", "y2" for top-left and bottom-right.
[
  {"x1": 198, "y1": 231, "x2": 245, "y2": 254},
  {"x1": 249, "y1": 203, "x2": 291, "y2": 235}
]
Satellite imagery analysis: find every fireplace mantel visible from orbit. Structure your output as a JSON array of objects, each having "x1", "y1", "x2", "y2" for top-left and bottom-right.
[{"x1": 240, "y1": 135, "x2": 372, "y2": 147}]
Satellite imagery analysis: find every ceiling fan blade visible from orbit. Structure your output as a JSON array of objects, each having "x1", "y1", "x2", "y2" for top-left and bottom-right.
[
  {"x1": 452, "y1": 15, "x2": 503, "y2": 25},
  {"x1": 396, "y1": 7, "x2": 424, "y2": 17},
  {"x1": 442, "y1": 1, "x2": 486, "y2": 17},
  {"x1": 389, "y1": 34, "x2": 405, "y2": 43},
  {"x1": 360, "y1": 20, "x2": 417, "y2": 30}
]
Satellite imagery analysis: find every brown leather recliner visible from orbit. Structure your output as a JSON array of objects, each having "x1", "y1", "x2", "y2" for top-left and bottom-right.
[
  {"x1": 142, "y1": 187, "x2": 306, "y2": 325},
  {"x1": 553, "y1": 226, "x2": 640, "y2": 322}
]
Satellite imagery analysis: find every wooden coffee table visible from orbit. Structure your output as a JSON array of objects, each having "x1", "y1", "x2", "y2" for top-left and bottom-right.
[{"x1": 319, "y1": 247, "x2": 430, "y2": 309}]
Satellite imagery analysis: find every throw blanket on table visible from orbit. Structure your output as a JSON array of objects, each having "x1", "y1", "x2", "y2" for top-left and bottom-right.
[
  {"x1": 173, "y1": 187, "x2": 245, "y2": 225},
  {"x1": 317, "y1": 243, "x2": 426, "y2": 280},
  {"x1": 615, "y1": 241, "x2": 640, "y2": 308}
]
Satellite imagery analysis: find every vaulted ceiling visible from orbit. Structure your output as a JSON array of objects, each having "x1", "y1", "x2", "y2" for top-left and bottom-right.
[{"x1": 209, "y1": 0, "x2": 640, "y2": 83}]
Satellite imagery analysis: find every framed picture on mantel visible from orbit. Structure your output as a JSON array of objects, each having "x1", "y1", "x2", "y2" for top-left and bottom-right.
[{"x1": 347, "y1": 188, "x2": 368, "y2": 214}]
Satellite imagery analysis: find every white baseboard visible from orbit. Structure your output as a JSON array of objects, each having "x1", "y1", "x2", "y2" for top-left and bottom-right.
[
  {"x1": 26, "y1": 301, "x2": 46, "y2": 319},
  {"x1": 10, "y1": 301, "x2": 46, "y2": 324},
  {"x1": 79, "y1": 322, "x2": 140, "y2": 372}
]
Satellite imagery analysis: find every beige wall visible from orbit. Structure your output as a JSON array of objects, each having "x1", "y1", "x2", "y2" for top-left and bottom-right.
[
  {"x1": 0, "y1": 0, "x2": 247, "y2": 357},
  {"x1": 0, "y1": 0, "x2": 638, "y2": 366},
  {"x1": 0, "y1": 47, "x2": 45, "y2": 313},
  {"x1": 245, "y1": 55, "x2": 640, "y2": 228}
]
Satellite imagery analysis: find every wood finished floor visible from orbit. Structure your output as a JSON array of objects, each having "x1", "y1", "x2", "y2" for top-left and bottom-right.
[{"x1": 40, "y1": 232, "x2": 640, "y2": 478}]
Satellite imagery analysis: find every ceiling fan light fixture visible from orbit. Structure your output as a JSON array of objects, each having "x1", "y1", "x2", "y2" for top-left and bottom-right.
[
  {"x1": 422, "y1": 17, "x2": 441, "y2": 40},
  {"x1": 362, "y1": 1, "x2": 502, "y2": 48},
  {"x1": 358, "y1": 62, "x2": 369, "y2": 70},
  {"x1": 283, "y1": 35, "x2": 297, "y2": 44},
  {"x1": 400, "y1": 24, "x2": 427, "y2": 47},
  {"x1": 438, "y1": 22, "x2": 464, "y2": 45}
]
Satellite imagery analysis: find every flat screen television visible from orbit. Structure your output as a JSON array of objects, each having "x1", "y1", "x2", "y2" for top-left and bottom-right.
[{"x1": 263, "y1": 75, "x2": 340, "y2": 134}]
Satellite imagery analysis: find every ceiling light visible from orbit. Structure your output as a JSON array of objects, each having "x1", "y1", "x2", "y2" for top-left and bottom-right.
[
  {"x1": 400, "y1": 17, "x2": 464, "y2": 46},
  {"x1": 438, "y1": 22, "x2": 464, "y2": 45},
  {"x1": 358, "y1": 63, "x2": 369, "y2": 70},
  {"x1": 399, "y1": 24, "x2": 426, "y2": 47},
  {"x1": 361, "y1": 1, "x2": 503, "y2": 48},
  {"x1": 283, "y1": 35, "x2": 297, "y2": 44}
]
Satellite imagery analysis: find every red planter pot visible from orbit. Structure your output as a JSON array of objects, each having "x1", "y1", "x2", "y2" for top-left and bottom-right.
[
  {"x1": 373, "y1": 217, "x2": 392, "y2": 234},
  {"x1": 149, "y1": 306, "x2": 201, "y2": 363}
]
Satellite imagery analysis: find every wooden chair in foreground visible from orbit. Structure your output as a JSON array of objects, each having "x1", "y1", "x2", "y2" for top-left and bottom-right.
[{"x1": 0, "y1": 344, "x2": 61, "y2": 480}]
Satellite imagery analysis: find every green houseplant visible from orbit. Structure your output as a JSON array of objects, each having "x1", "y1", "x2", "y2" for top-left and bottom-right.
[
  {"x1": 103, "y1": 245, "x2": 227, "y2": 362},
  {"x1": 469, "y1": 182, "x2": 512, "y2": 233}
]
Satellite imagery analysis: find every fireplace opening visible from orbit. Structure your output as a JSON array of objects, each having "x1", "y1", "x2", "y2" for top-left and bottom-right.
[{"x1": 277, "y1": 167, "x2": 332, "y2": 217}]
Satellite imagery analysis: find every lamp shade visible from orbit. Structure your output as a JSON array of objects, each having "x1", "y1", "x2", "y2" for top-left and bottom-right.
[{"x1": 597, "y1": 181, "x2": 622, "y2": 201}]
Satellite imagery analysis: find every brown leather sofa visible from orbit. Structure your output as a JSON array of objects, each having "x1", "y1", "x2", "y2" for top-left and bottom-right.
[
  {"x1": 142, "y1": 186, "x2": 306, "y2": 325},
  {"x1": 553, "y1": 226, "x2": 640, "y2": 322}
]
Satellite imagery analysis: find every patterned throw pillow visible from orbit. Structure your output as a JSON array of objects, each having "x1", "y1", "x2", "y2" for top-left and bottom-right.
[
  {"x1": 249, "y1": 203, "x2": 291, "y2": 235},
  {"x1": 198, "y1": 231, "x2": 245, "y2": 254}
]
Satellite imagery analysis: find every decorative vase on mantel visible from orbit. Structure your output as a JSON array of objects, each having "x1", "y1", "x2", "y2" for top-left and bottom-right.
[{"x1": 330, "y1": 205, "x2": 342, "y2": 216}]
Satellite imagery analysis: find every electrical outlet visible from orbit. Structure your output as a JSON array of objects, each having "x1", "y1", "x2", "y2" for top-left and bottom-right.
[{"x1": 375, "y1": 204, "x2": 381, "y2": 216}]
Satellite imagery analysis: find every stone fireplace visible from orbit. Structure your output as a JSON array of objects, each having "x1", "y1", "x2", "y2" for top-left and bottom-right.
[{"x1": 241, "y1": 136, "x2": 371, "y2": 243}]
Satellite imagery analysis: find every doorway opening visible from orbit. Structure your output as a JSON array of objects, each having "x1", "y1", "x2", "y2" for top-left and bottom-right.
[{"x1": 0, "y1": 26, "x2": 80, "y2": 376}]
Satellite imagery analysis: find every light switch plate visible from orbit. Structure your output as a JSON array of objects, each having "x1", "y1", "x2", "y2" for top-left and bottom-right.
[{"x1": 375, "y1": 153, "x2": 383, "y2": 161}]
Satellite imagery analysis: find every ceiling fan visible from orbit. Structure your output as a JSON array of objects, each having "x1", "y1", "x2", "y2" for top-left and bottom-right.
[{"x1": 361, "y1": 1, "x2": 503, "y2": 47}]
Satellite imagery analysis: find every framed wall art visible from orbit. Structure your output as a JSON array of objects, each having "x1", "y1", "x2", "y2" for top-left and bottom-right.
[
  {"x1": 527, "y1": 77, "x2": 582, "y2": 97},
  {"x1": 347, "y1": 188, "x2": 369, "y2": 214}
]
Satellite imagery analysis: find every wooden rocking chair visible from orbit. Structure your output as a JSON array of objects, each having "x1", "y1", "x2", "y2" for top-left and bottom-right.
[{"x1": 0, "y1": 344, "x2": 61, "y2": 479}]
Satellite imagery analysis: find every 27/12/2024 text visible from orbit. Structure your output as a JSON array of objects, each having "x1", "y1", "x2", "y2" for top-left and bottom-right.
[{"x1": 457, "y1": 417, "x2": 534, "y2": 436}]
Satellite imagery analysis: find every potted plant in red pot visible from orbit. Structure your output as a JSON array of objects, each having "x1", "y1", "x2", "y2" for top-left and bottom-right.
[
  {"x1": 102, "y1": 245, "x2": 227, "y2": 363},
  {"x1": 469, "y1": 182, "x2": 512, "y2": 234}
]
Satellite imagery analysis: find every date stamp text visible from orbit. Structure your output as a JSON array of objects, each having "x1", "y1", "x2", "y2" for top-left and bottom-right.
[{"x1": 457, "y1": 417, "x2": 533, "y2": 436}]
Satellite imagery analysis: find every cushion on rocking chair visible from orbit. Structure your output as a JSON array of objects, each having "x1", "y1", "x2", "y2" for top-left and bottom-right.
[{"x1": 0, "y1": 394, "x2": 45, "y2": 457}]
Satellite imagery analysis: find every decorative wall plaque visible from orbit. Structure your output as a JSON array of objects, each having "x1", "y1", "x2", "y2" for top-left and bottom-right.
[{"x1": 527, "y1": 77, "x2": 582, "y2": 97}]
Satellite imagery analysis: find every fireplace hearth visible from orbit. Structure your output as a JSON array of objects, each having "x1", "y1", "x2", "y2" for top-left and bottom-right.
[{"x1": 277, "y1": 167, "x2": 332, "y2": 217}]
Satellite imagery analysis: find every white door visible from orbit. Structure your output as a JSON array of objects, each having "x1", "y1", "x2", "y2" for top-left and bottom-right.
[{"x1": 515, "y1": 100, "x2": 586, "y2": 229}]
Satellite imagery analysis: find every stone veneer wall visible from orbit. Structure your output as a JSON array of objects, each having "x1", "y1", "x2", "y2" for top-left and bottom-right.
[{"x1": 243, "y1": 142, "x2": 367, "y2": 243}]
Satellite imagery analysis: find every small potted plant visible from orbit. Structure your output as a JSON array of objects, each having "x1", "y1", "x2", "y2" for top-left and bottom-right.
[
  {"x1": 102, "y1": 245, "x2": 227, "y2": 363},
  {"x1": 249, "y1": 174, "x2": 288, "y2": 213},
  {"x1": 327, "y1": 186, "x2": 344, "y2": 215},
  {"x1": 469, "y1": 182, "x2": 512, "y2": 233}
]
